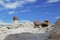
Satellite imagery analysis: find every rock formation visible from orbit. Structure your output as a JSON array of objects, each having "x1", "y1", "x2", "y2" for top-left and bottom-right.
[
  {"x1": 0, "y1": 16, "x2": 56, "y2": 40},
  {"x1": 44, "y1": 20, "x2": 50, "y2": 25},
  {"x1": 13, "y1": 16, "x2": 19, "y2": 24},
  {"x1": 41, "y1": 22, "x2": 48, "y2": 27},
  {"x1": 34, "y1": 20, "x2": 40, "y2": 28},
  {"x1": 41, "y1": 20, "x2": 50, "y2": 27},
  {"x1": 45, "y1": 18, "x2": 60, "y2": 40}
]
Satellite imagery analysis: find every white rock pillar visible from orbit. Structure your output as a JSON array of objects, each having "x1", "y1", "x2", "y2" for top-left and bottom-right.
[
  {"x1": 12, "y1": 16, "x2": 19, "y2": 28},
  {"x1": 13, "y1": 16, "x2": 19, "y2": 24}
]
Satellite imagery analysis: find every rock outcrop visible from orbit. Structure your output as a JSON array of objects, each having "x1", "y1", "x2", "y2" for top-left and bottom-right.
[
  {"x1": 0, "y1": 20, "x2": 55, "y2": 40},
  {"x1": 4, "y1": 18, "x2": 60, "y2": 40},
  {"x1": 45, "y1": 18, "x2": 60, "y2": 40},
  {"x1": 4, "y1": 33, "x2": 49, "y2": 40}
]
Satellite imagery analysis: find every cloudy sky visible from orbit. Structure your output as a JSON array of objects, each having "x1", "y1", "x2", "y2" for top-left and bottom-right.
[{"x1": 0, "y1": 0, "x2": 60, "y2": 24}]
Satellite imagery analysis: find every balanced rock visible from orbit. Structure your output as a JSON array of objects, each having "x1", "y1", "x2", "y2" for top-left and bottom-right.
[
  {"x1": 41, "y1": 20, "x2": 50, "y2": 27},
  {"x1": 34, "y1": 20, "x2": 40, "y2": 26},
  {"x1": 34, "y1": 20, "x2": 40, "y2": 28}
]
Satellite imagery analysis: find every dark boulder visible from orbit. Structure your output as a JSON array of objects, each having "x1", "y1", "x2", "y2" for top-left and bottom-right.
[{"x1": 41, "y1": 22, "x2": 48, "y2": 27}]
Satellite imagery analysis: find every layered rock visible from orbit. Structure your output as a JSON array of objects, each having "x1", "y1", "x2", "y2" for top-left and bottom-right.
[
  {"x1": 0, "y1": 20, "x2": 54, "y2": 40},
  {"x1": 45, "y1": 18, "x2": 60, "y2": 40}
]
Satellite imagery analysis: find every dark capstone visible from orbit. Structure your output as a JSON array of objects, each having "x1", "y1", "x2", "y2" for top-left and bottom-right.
[
  {"x1": 13, "y1": 16, "x2": 19, "y2": 20},
  {"x1": 41, "y1": 22, "x2": 48, "y2": 27},
  {"x1": 44, "y1": 20, "x2": 50, "y2": 24}
]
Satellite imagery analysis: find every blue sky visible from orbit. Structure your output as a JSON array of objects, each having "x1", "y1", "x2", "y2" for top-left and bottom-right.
[{"x1": 0, "y1": 0, "x2": 60, "y2": 24}]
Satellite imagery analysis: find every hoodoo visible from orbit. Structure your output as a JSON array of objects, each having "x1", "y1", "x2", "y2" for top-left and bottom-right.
[{"x1": 13, "y1": 16, "x2": 19, "y2": 24}]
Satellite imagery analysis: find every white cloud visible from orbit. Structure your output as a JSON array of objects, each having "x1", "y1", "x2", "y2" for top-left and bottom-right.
[
  {"x1": 47, "y1": 0, "x2": 60, "y2": 3},
  {"x1": 0, "y1": 0, "x2": 37, "y2": 9},
  {"x1": 8, "y1": 11, "x2": 15, "y2": 14},
  {"x1": 8, "y1": 9, "x2": 29, "y2": 14},
  {"x1": 5, "y1": 0, "x2": 11, "y2": 2},
  {"x1": 33, "y1": 4, "x2": 54, "y2": 8},
  {"x1": 4, "y1": 2, "x2": 18, "y2": 9},
  {"x1": 56, "y1": 16, "x2": 60, "y2": 19},
  {"x1": 0, "y1": 0, "x2": 4, "y2": 4},
  {"x1": 20, "y1": 10, "x2": 29, "y2": 13},
  {"x1": 25, "y1": 0, "x2": 37, "y2": 3}
]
